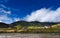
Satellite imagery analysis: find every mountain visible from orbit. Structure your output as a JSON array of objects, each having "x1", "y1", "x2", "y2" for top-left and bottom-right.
[
  {"x1": 10, "y1": 21, "x2": 58, "y2": 27},
  {"x1": 0, "y1": 21, "x2": 59, "y2": 28},
  {"x1": 0, "y1": 22, "x2": 9, "y2": 28}
]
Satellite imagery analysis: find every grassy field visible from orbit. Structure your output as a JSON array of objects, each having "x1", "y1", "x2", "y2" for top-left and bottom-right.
[
  {"x1": 0, "y1": 24, "x2": 60, "y2": 33},
  {"x1": 0, "y1": 22, "x2": 60, "y2": 33}
]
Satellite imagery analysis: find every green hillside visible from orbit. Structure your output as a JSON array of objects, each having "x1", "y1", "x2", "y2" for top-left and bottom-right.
[{"x1": 0, "y1": 21, "x2": 60, "y2": 33}]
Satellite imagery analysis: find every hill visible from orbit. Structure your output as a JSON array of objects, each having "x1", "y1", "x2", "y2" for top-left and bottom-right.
[
  {"x1": 0, "y1": 22, "x2": 9, "y2": 28},
  {"x1": 10, "y1": 21, "x2": 58, "y2": 27},
  {"x1": 0, "y1": 21, "x2": 60, "y2": 33},
  {"x1": 0, "y1": 21, "x2": 59, "y2": 28}
]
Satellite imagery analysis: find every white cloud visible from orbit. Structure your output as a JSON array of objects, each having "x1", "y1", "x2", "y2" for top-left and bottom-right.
[
  {"x1": 0, "y1": 4, "x2": 11, "y2": 14},
  {"x1": 0, "y1": 8, "x2": 11, "y2": 14},
  {"x1": 0, "y1": 4, "x2": 7, "y2": 8},
  {"x1": 0, "y1": 4, "x2": 20, "y2": 24},
  {"x1": 1, "y1": 3, "x2": 60, "y2": 24},
  {"x1": 0, "y1": 20, "x2": 2, "y2": 22},
  {"x1": 14, "y1": 18, "x2": 20, "y2": 21},
  {"x1": 0, "y1": 15, "x2": 10, "y2": 20},
  {"x1": 0, "y1": 15, "x2": 13, "y2": 23},
  {"x1": 24, "y1": 7, "x2": 60, "y2": 22}
]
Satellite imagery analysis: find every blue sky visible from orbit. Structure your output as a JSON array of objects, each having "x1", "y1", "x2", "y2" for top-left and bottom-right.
[{"x1": 0, "y1": 0, "x2": 60, "y2": 24}]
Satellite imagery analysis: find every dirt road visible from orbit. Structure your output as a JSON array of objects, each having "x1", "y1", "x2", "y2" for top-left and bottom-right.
[{"x1": 0, "y1": 33, "x2": 60, "y2": 38}]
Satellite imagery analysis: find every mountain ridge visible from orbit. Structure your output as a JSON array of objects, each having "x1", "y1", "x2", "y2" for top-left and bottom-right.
[{"x1": 0, "y1": 21, "x2": 60, "y2": 28}]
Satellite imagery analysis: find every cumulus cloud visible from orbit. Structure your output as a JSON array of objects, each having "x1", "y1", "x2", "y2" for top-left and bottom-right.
[{"x1": 24, "y1": 7, "x2": 60, "y2": 22}]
